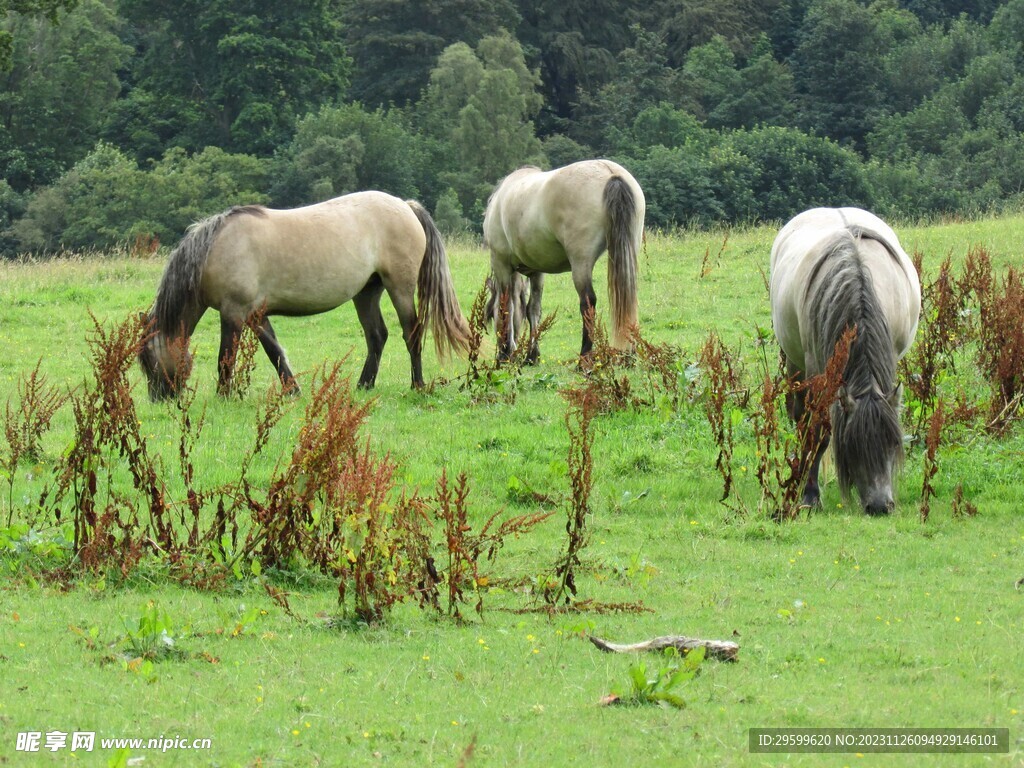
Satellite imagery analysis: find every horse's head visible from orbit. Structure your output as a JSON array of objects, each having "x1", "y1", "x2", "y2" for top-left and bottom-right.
[
  {"x1": 138, "y1": 313, "x2": 193, "y2": 401},
  {"x1": 833, "y1": 385, "x2": 904, "y2": 515}
]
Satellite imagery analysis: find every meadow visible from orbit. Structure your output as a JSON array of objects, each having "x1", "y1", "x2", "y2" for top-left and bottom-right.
[{"x1": 1, "y1": 217, "x2": 1022, "y2": 767}]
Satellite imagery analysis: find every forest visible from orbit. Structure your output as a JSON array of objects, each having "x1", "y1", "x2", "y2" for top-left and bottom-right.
[{"x1": 2, "y1": 0, "x2": 1023, "y2": 256}]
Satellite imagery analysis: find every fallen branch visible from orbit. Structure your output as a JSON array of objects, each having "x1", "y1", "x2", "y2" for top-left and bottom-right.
[{"x1": 589, "y1": 634, "x2": 740, "y2": 662}]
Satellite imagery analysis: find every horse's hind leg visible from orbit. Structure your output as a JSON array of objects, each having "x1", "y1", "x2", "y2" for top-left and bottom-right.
[
  {"x1": 489, "y1": 267, "x2": 516, "y2": 364},
  {"x1": 385, "y1": 283, "x2": 423, "y2": 388},
  {"x1": 353, "y1": 278, "x2": 388, "y2": 389},
  {"x1": 571, "y1": 265, "x2": 598, "y2": 358},
  {"x1": 525, "y1": 273, "x2": 544, "y2": 365},
  {"x1": 255, "y1": 318, "x2": 298, "y2": 395}
]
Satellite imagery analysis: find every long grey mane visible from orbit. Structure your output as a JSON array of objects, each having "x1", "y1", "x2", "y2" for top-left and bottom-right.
[
  {"x1": 152, "y1": 205, "x2": 266, "y2": 334},
  {"x1": 806, "y1": 226, "x2": 905, "y2": 496}
]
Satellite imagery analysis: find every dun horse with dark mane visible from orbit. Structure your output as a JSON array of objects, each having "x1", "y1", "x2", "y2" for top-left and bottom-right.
[
  {"x1": 139, "y1": 191, "x2": 470, "y2": 399},
  {"x1": 483, "y1": 160, "x2": 645, "y2": 362},
  {"x1": 770, "y1": 207, "x2": 921, "y2": 515}
]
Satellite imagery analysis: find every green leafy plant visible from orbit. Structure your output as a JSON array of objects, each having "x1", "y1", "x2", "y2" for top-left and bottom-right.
[
  {"x1": 0, "y1": 523, "x2": 74, "y2": 571},
  {"x1": 613, "y1": 646, "x2": 706, "y2": 708},
  {"x1": 121, "y1": 601, "x2": 184, "y2": 662}
]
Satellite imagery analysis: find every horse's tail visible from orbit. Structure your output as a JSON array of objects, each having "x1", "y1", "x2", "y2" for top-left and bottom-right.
[
  {"x1": 603, "y1": 175, "x2": 642, "y2": 347},
  {"x1": 408, "y1": 200, "x2": 471, "y2": 360},
  {"x1": 153, "y1": 205, "x2": 265, "y2": 335}
]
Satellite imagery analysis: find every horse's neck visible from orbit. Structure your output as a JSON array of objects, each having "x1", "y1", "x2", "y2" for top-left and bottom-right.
[{"x1": 158, "y1": 299, "x2": 206, "y2": 340}]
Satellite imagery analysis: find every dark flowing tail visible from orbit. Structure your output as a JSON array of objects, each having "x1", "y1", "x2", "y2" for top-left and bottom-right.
[
  {"x1": 603, "y1": 176, "x2": 641, "y2": 347},
  {"x1": 408, "y1": 200, "x2": 471, "y2": 360}
]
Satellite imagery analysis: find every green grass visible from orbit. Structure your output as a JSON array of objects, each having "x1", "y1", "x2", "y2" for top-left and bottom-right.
[{"x1": 1, "y1": 218, "x2": 1023, "y2": 766}]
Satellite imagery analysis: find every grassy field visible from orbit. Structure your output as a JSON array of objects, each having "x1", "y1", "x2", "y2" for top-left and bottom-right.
[{"x1": 1, "y1": 216, "x2": 1023, "y2": 767}]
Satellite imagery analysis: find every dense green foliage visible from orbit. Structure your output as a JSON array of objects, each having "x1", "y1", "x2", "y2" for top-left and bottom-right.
[{"x1": 4, "y1": 0, "x2": 1024, "y2": 254}]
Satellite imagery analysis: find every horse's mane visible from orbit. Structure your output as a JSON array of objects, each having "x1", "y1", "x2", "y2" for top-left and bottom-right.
[
  {"x1": 807, "y1": 226, "x2": 905, "y2": 496},
  {"x1": 152, "y1": 205, "x2": 267, "y2": 334}
]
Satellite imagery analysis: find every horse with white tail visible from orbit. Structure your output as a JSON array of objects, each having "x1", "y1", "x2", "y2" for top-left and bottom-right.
[
  {"x1": 770, "y1": 207, "x2": 921, "y2": 515},
  {"x1": 483, "y1": 160, "x2": 645, "y2": 362},
  {"x1": 139, "y1": 191, "x2": 470, "y2": 400}
]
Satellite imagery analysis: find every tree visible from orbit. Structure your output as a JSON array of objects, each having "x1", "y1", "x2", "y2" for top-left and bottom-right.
[
  {"x1": 421, "y1": 32, "x2": 544, "y2": 215},
  {"x1": 900, "y1": 0, "x2": 1001, "y2": 26},
  {"x1": 343, "y1": 0, "x2": 518, "y2": 107},
  {"x1": 681, "y1": 36, "x2": 743, "y2": 125},
  {"x1": 723, "y1": 35, "x2": 796, "y2": 129},
  {"x1": 271, "y1": 103, "x2": 426, "y2": 207},
  {"x1": 516, "y1": 0, "x2": 634, "y2": 132},
  {"x1": 0, "y1": 0, "x2": 129, "y2": 189},
  {"x1": 574, "y1": 24, "x2": 679, "y2": 150},
  {"x1": 881, "y1": 15, "x2": 986, "y2": 115},
  {"x1": 791, "y1": 0, "x2": 888, "y2": 151},
  {"x1": 0, "y1": 0, "x2": 77, "y2": 71},
  {"x1": 116, "y1": 0, "x2": 349, "y2": 155},
  {"x1": 725, "y1": 126, "x2": 872, "y2": 220},
  {"x1": 642, "y1": 0, "x2": 784, "y2": 67},
  {"x1": 623, "y1": 144, "x2": 722, "y2": 227},
  {"x1": 11, "y1": 143, "x2": 268, "y2": 253}
]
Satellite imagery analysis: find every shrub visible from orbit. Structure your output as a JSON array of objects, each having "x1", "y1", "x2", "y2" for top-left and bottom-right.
[
  {"x1": 723, "y1": 127, "x2": 873, "y2": 222},
  {"x1": 271, "y1": 103, "x2": 425, "y2": 207},
  {"x1": 11, "y1": 144, "x2": 268, "y2": 254}
]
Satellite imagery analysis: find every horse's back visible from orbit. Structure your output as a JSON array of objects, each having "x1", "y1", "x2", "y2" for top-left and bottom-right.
[
  {"x1": 201, "y1": 191, "x2": 424, "y2": 316},
  {"x1": 770, "y1": 207, "x2": 920, "y2": 370}
]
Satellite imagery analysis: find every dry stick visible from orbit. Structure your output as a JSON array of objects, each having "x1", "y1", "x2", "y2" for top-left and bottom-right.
[{"x1": 588, "y1": 634, "x2": 740, "y2": 662}]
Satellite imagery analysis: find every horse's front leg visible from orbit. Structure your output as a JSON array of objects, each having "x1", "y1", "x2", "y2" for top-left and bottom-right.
[
  {"x1": 785, "y1": 360, "x2": 824, "y2": 509},
  {"x1": 255, "y1": 318, "x2": 298, "y2": 395},
  {"x1": 218, "y1": 316, "x2": 242, "y2": 396},
  {"x1": 801, "y1": 428, "x2": 829, "y2": 509}
]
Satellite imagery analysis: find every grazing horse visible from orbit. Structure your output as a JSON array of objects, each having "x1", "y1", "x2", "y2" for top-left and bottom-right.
[
  {"x1": 770, "y1": 207, "x2": 921, "y2": 514},
  {"x1": 139, "y1": 191, "x2": 470, "y2": 400},
  {"x1": 483, "y1": 160, "x2": 645, "y2": 362}
]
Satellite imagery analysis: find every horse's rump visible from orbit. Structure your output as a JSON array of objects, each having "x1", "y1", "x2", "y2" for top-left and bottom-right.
[{"x1": 484, "y1": 159, "x2": 645, "y2": 349}]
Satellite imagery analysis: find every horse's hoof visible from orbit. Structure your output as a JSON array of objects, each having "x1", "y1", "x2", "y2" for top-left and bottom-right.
[{"x1": 801, "y1": 493, "x2": 822, "y2": 509}]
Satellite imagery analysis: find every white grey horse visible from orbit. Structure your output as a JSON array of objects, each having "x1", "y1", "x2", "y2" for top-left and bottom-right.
[
  {"x1": 770, "y1": 207, "x2": 921, "y2": 514},
  {"x1": 483, "y1": 160, "x2": 645, "y2": 362}
]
